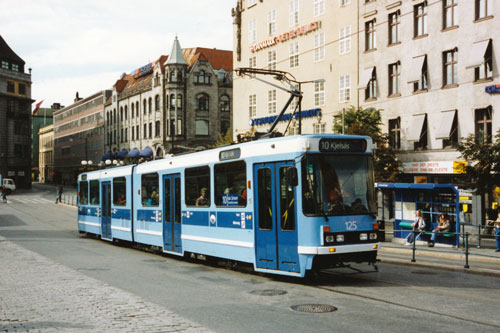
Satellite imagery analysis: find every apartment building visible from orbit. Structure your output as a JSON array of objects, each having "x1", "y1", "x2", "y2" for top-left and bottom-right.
[{"x1": 232, "y1": 0, "x2": 360, "y2": 138}]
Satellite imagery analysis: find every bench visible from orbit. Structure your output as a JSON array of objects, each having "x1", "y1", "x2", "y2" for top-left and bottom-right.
[{"x1": 399, "y1": 221, "x2": 454, "y2": 237}]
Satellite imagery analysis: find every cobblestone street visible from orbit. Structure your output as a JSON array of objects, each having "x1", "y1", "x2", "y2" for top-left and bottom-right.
[{"x1": 0, "y1": 236, "x2": 210, "y2": 332}]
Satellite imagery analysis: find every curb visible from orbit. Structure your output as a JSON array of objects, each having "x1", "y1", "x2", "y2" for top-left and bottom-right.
[
  {"x1": 379, "y1": 246, "x2": 500, "y2": 264},
  {"x1": 379, "y1": 256, "x2": 500, "y2": 278}
]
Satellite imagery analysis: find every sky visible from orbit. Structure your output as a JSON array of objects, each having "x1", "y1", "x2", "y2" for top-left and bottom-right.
[{"x1": 1, "y1": 0, "x2": 235, "y2": 108}]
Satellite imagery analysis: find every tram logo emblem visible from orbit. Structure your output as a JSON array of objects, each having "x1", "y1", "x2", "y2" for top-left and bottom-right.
[
  {"x1": 345, "y1": 220, "x2": 358, "y2": 231},
  {"x1": 210, "y1": 214, "x2": 216, "y2": 224}
]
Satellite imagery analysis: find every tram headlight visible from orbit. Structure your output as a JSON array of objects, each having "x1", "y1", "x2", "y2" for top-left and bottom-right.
[
  {"x1": 369, "y1": 232, "x2": 378, "y2": 240},
  {"x1": 325, "y1": 235, "x2": 335, "y2": 243},
  {"x1": 336, "y1": 234, "x2": 344, "y2": 242},
  {"x1": 359, "y1": 233, "x2": 368, "y2": 241}
]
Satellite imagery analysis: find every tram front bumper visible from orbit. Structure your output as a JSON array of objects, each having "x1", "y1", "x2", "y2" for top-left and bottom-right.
[{"x1": 298, "y1": 243, "x2": 379, "y2": 255}]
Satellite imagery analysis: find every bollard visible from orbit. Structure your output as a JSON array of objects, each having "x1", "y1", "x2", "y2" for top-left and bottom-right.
[
  {"x1": 464, "y1": 232, "x2": 470, "y2": 269},
  {"x1": 411, "y1": 230, "x2": 416, "y2": 262}
]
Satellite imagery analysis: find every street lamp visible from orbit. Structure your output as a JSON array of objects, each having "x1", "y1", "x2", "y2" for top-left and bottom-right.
[{"x1": 81, "y1": 160, "x2": 93, "y2": 171}]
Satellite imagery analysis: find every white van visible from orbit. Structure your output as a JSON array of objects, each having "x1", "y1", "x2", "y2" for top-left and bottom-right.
[{"x1": 2, "y1": 178, "x2": 16, "y2": 194}]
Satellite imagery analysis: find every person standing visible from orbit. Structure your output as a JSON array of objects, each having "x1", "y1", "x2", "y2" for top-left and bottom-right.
[
  {"x1": 55, "y1": 186, "x2": 63, "y2": 204},
  {"x1": 1, "y1": 185, "x2": 7, "y2": 203}
]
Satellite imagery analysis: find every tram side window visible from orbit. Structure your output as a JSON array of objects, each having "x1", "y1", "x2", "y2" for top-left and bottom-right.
[
  {"x1": 113, "y1": 177, "x2": 126, "y2": 206},
  {"x1": 80, "y1": 181, "x2": 88, "y2": 205},
  {"x1": 141, "y1": 173, "x2": 159, "y2": 206},
  {"x1": 214, "y1": 161, "x2": 247, "y2": 207},
  {"x1": 89, "y1": 180, "x2": 100, "y2": 205},
  {"x1": 185, "y1": 166, "x2": 210, "y2": 207}
]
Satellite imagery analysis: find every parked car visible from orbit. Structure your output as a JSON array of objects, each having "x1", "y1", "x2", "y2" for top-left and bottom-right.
[{"x1": 2, "y1": 178, "x2": 16, "y2": 194}]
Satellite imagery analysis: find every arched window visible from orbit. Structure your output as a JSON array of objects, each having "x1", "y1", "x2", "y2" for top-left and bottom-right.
[
  {"x1": 220, "y1": 95, "x2": 230, "y2": 112},
  {"x1": 131, "y1": 103, "x2": 135, "y2": 118},
  {"x1": 177, "y1": 70, "x2": 183, "y2": 82},
  {"x1": 195, "y1": 120, "x2": 209, "y2": 135},
  {"x1": 113, "y1": 109, "x2": 116, "y2": 123},
  {"x1": 170, "y1": 70, "x2": 176, "y2": 82},
  {"x1": 170, "y1": 94, "x2": 176, "y2": 110},
  {"x1": 120, "y1": 107, "x2": 123, "y2": 121},
  {"x1": 148, "y1": 97, "x2": 152, "y2": 113},
  {"x1": 177, "y1": 94, "x2": 183, "y2": 110},
  {"x1": 143, "y1": 99, "x2": 147, "y2": 114},
  {"x1": 124, "y1": 105, "x2": 128, "y2": 119},
  {"x1": 155, "y1": 95, "x2": 160, "y2": 110},
  {"x1": 106, "y1": 112, "x2": 109, "y2": 125},
  {"x1": 136, "y1": 101, "x2": 139, "y2": 117},
  {"x1": 196, "y1": 93, "x2": 209, "y2": 111}
]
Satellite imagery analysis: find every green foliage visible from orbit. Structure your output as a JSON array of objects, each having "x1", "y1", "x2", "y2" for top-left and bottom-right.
[
  {"x1": 333, "y1": 106, "x2": 400, "y2": 182},
  {"x1": 457, "y1": 131, "x2": 500, "y2": 195},
  {"x1": 213, "y1": 129, "x2": 234, "y2": 147}
]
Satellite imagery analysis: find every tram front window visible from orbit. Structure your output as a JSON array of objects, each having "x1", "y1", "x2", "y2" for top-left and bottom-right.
[{"x1": 302, "y1": 155, "x2": 376, "y2": 216}]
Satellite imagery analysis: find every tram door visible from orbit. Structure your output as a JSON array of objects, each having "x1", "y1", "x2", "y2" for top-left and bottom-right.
[
  {"x1": 101, "y1": 181, "x2": 112, "y2": 239},
  {"x1": 254, "y1": 162, "x2": 299, "y2": 272},
  {"x1": 163, "y1": 174, "x2": 182, "y2": 253}
]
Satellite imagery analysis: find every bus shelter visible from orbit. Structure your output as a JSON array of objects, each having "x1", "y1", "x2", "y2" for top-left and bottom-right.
[{"x1": 376, "y1": 183, "x2": 460, "y2": 247}]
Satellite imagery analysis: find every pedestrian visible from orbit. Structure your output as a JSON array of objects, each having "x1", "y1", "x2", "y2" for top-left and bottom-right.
[
  {"x1": 1, "y1": 184, "x2": 7, "y2": 203},
  {"x1": 55, "y1": 185, "x2": 63, "y2": 204},
  {"x1": 495, "y1": 207, "x2": 500, "y2": 253}
]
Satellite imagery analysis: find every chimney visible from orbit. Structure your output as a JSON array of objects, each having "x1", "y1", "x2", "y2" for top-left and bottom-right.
[{"x1": 74, "y1": 91, "x2": 83, "y2": 103}]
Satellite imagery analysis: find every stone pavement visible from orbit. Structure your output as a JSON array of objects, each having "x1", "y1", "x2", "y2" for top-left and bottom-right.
[{"x1": 0, "y1": 236, "x2": 211, "y2": 332}]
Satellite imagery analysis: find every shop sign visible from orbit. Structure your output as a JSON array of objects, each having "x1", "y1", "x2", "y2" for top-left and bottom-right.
[
  {"x1": 402, "y1": 161, "x2": 466, "y2": 174},
  {"x1": 8, "y1": 171, "x2": 15, "y2": 176},
  {"x1": 250, "y1": 21, "x2": 321, "y2": 53}
]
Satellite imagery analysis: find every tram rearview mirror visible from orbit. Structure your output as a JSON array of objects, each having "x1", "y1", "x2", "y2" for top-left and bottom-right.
[{"x1": 286, "y1": 167, "x2": 298, "y2": 186}]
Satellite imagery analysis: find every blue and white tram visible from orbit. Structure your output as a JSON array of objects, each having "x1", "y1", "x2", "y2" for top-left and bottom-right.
[{"x1": 77, "y1": 134, "x2": 379, "y2": 277}]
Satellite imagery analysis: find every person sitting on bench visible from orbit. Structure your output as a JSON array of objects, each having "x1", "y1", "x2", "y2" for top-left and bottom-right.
[{"x1": 428, "y1": 213, "x2": 451, "y2": 247}]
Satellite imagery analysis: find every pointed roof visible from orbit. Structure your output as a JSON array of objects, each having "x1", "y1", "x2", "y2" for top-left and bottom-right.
[
  {"x1": 166, "y1": 36, "x2": 187, "y2": 66},
  {"x1": 0, "y1": 35, "x2": 25, "y2": 65}
]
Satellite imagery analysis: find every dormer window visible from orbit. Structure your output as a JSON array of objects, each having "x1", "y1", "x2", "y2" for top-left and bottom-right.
[
  {"x1": 2, "y1": 61, "x2": 9, "y2": 69},
  {"x1": 12, "y1": 64, "x2": 19, "y2": 72},
  {"x1": 194, "y1": 70, "x2": 211, "y2": 84}
]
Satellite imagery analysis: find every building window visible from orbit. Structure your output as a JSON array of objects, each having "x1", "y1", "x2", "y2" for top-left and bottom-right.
[
  {"x1": 131, "y1": 103, "x2": 135, "y2": 118},
  {"x1": 414, "y1": 59, "x2": 428, "y2": 92},
  {"x1": 197, "y1": 94, "x2": 210, "y2": 111},
  {"x1": 148, "y1": 98, "x2": 152, "y2": 113},
  {"x1": 195, "y1": 120, "x2": 209, "y2": 136},
  {"x1": 18, "y1": 83, "x2": 26, "y2": 95},
  {"x1": 120, "y1": 107, "x2": 123, "y2": 121},
  {"x1": 6, "y1": 81, "x2": 14, "y2": 93},
  {"x1": 475, "y1": 106, "x2": 492, "y2": 143},
  {"x1": 120, "y1": 128, "x2": 123, "y2": 142},
  {"x1": 289, "y1": 41, "x2": 299, "y2": 68},
  {"x1": 125, "y1": 128, "x2": 128, "y2": 142},
  {"x1": 220, "y1": 95, "x2": 230, "y2": 112},
  {"x1": 177, "y1": 94, "x2": 183, "y2": 109},
  {"x1": 1, "y1": 61, "x2": 8, "y2": 69},
  {"x1": 340, "y1": 0, "x2": 352, "y2": 5},
  {"x1": 249, "y1": 94, "x2": 257, "y2": 118},
  {"x1": 125, "y1": 105, "x2": 128, "y2": 119},
  {"x1": 443, "y1": 0, "x2": 458, "y2": 29},
  {"x1": 475, "y1": 0, "x2": 492, "y2": 20},
  {"x1": 313, "y1": 123, "x2": 326, "y2": 134},
  {"x1": 149, "y1": 122, "x2": 152, "y2": 138},
  {"x1": 248, "y1": 19, "x2": 256, "y2": 43},
  {"x1": 144, "y1": 124, "x2": 147, "y2": 139},
  {"x1": 143, "y1": 99, "x2": 147, "y2": 114},
  {"x1": 220, "y1": 120, "x2": 230, "y2": 136},
  {"x1": 12, "y1": 64, "x2": 19, "y2": 72},
  {"x1": 314, "y1": 32, "x2": 325, "y2": 61},
  {"x1": 132, "y1": 126, "x2": 135, "y2": 141},
  {"x1": 414, "y1": 115, "x2": 428, "y2": 150},
  {"x1": 268, "y1": 90, "x2": 276, "y2": 114},
  {"x1": 443, "y1": 113, "x2": 458, "y2": 149},
  {"x1": 365, "y1": 19, "x2": 376, "y2": 51},
  {"x1": 414, "y1": 2, "x2": 428, "y2": 37},
  {"x1": 268, "y1": 50, "x2": 276, "y2": 70},
  {"x1": 339, "y1": 75, "x2": 351, "y2": 102},
  {"x1": 136, "y1": 125, "x2": 139, "y2": 139},
  {"x1": 443, "y1": 48, "x2": 458, "y2": 86},
  {"x1": 475, "y1": 42, "x2": 493, "y2": 81},
  {"x1": 249, "y1": 56, "x2": 256, "y2": 78},
  {"x1": 136, "y1": 101, "x2": 139, "y2": 117},
  {"x1": 389, "y1": 62, "x2": 401, "y2": 96},
  {"x1": 366, "y1": 68, "x2": 377, "y2": 100},
  {"x1": 155, "y1": 121, "x2": 160, "y2": 137},
  {"x1": 389, "y1": 118, "x2": 401, "y2": 149},
  {"x1": 314, "y1": 81, "x2": 325, "y2": 106},
  {"x1": 289, "y1": 0, "x2": 299, "y2": 26},
  {"x1": 170, "y1": 94, "x2": 176, "y2": 110},
  {"x1": 155, "y1": 95, "x2": 160, "y2": 110},
  {"x1": 389, "y1": 11, "x2": 400, "y2": 44},
  {"x1": 314, "y1": 0, "x2": 325, "y2": 16},
  {"x1": 339, "y1": 26, "x2": 351, "y2": 55},
  {"x1": 268, "y1": 9, "x2": 276, "y2": 35}
]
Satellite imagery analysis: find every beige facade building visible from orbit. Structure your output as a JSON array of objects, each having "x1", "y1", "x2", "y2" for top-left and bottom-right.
[
  {"x1": 358, "y1": 0, "x2": 499, "y2": 183},
  {"x1": 232, "y1": 0, "x2": 360, "y2": 137},
  {"x1": 39, "y1": 124, "x2": 54, "y2": 183}
]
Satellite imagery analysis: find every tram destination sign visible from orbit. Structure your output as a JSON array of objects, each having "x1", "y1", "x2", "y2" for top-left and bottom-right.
[{"x1": 319, "y1": 139, "x2": 366, "y2": 153}]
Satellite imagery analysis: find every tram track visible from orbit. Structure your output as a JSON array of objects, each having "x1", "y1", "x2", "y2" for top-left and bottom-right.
[{"x1": 315, "y1": 269, "x2": 500, "y2": 329}]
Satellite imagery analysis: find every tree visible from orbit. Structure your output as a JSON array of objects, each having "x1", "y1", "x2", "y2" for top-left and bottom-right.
[
  {"x1": 213, "y1": 129, "x2": 234, "y2": 147},
  {"x1": 333, "y1": 106, "x2": 400, "y2": 182},
  {"x1": 457, "y1": 131, "x2": 500, "y2": 197}
]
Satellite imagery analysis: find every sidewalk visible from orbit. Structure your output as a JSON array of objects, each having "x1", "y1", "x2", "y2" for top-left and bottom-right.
[
  {"x1": 0, "y1": 235, "x2": 211, "y2": 332},
  {"x1": 378, "y1": 240, "x2": 500, "y2": 277}
]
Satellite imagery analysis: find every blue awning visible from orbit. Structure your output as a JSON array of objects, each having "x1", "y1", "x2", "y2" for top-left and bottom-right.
[
  {"x1": 127, "y1": 148, "x2": 140, "y2": 158},
  {"x1": 139, "y1": 147, "x2": 153, "y2": 158},
  {"x1": 116, "y1": 149, "x2": 128, "y2": 159},
  {"x1": 101, "y1": 151, "x2": 112, "y2": 161}
]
